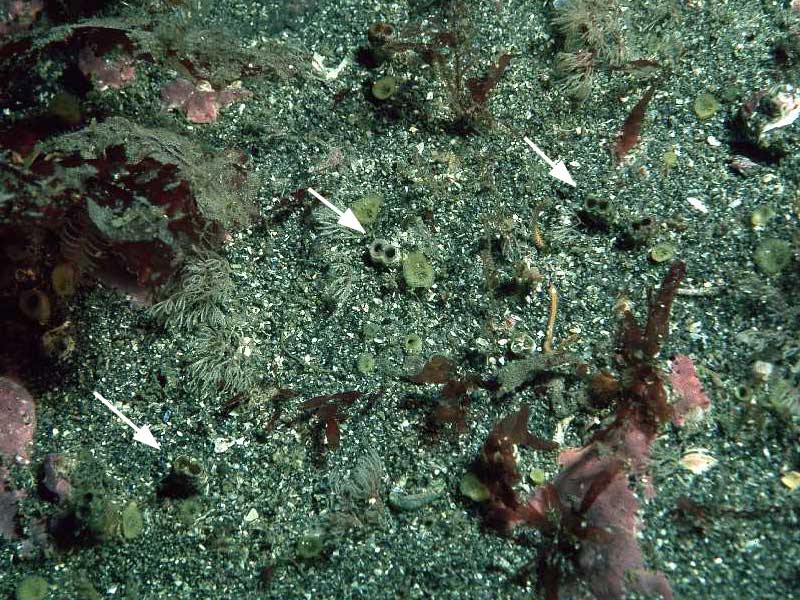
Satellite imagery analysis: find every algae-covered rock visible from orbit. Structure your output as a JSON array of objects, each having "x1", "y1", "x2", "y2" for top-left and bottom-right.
[
  {"x1": 296, "y1": 530, "x2": 325, "y2": 559},
  {"x1": 402, "y1": 251, "x2": 434, "y2": 289},
  {"x1": 754, "y1": 238, "x2": 793, "y2": 275},
  {"x1": 351, "y1": 193, "x2": 383, "y2": 227},
  {"x1": 693, "y1": 93, "x2": 719, "y2": 120},
  {"x1": 372, "y1": 76, "x2": 398, "y2": 100},
  {"x1": 356, "y1": 352, "x2": 376, "y2": 374},
  {"x1": 16, "y1": 576, "x2": 49, "y2": 600},
  {"x1": 121, "y1": 501, "x2": 143, "y2": 539},
  {"x1": 459, "y1": 472, "x2": 490, "y2": 502}
]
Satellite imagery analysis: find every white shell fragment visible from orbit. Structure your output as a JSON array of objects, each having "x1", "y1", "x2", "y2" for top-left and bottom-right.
[
  {"x1": 680, "y1": 449, "x2": 718, "y2": 474},
  {"x1": 780, "y1": 471, "x2": 800, "y2": 491}
]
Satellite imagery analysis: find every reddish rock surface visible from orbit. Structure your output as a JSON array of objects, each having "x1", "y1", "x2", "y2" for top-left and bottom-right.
[
  {"x1": 78, "y1": 46, "x2": 136, "y2": 91},
  {"x1": 0, "y1": 465, "x2": 24, "y2": 540},
  {"x1": 161, "y1": 78, "x2": 252, "y2": 124},
  {"x1": 0, "y1": 376, "x2": 36, "y2": 465}
]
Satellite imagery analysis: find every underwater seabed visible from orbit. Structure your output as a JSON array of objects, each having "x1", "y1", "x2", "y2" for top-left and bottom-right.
[{"x1": 1, "y1": 1, "x2": 799, "y2": 599}]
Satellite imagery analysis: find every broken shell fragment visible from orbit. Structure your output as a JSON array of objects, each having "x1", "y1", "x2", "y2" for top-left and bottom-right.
[
  {"x1": 780, "y1": 471, "x2": 800, "y2": 491},
  {"x1": 736, "y1": 84, "x2": 800, "y2": 155},
  {"x1": 679, "y1": 449, "x2": 718, "y2": 474}
]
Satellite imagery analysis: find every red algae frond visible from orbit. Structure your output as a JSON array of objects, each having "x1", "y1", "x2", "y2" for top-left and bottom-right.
[{"x1": 613, "y1": 85, "x2": 657, "y2": 163}]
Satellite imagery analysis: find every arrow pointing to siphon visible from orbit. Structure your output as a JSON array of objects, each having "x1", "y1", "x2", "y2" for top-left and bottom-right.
[
  {"x1": 307, "y1": 187, "x2": 366, "y2": 234},
  {"x1": 522, "y1": 136, "x2": 576, "y2": 188},
  {"x1": 93, "y1": 391, "x2": 161, "y2": 450}
]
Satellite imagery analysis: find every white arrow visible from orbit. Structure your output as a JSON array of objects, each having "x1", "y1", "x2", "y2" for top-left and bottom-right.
[
  {"x1": 93, "y1": 391, "x2": 161, "y2": 450},
  {"x1": 522, "y1": 136, "x2": 576, "y2": 188},
  {"x1": 307, "y1": 187, "x2": 365, "y2": 234}
]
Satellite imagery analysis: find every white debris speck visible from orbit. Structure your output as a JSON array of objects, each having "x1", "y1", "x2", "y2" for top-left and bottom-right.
[
  {"x1": 706, "y1": 135, "x2": 721, "y2": 147},
  {"x1": 244, "y1": 508, "x2": 259, "y2": 523},
  {"x1": 686, "y1": 197, "x2": 708, "y2": 213},
  {"x1": 213, "y1": 437, "x2": 246, "y2": 453},
  {"x1": 752, "y1": 360, "x2": 774, "y2": 382},
  {"x1": 553, "y1": 415, "x2": 574, "y2": 445},
  {"x1": 311, "y1": 53, "x2": 348, "y2": 81}
]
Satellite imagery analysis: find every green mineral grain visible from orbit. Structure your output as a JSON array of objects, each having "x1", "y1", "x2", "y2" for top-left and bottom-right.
[
  {"x1": 649, "y1": 242, "x2": 676, "y2": 263},
  {"x1": 530, "y1": 468, "x2": 547, "y2": 485},
  {"x1": 661, "y1": 149, "x2": 678, "y2": 173}
]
